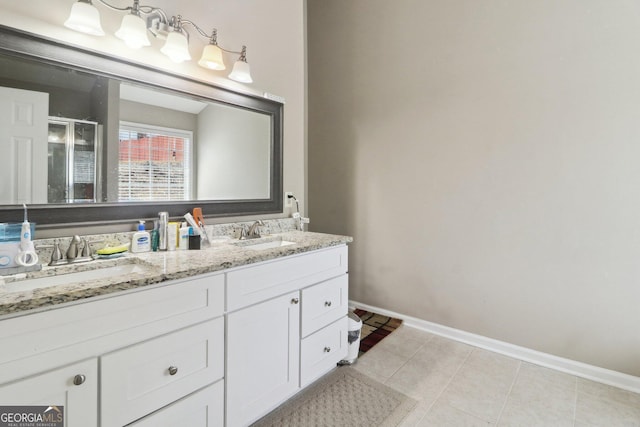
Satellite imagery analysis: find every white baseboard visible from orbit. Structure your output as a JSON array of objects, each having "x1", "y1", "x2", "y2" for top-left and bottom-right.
[{"x1": 350, "y1": 300, "x2": 640, "y2": 394}]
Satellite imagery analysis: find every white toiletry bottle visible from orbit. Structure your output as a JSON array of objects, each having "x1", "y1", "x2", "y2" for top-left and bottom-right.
[
  {"x1": 179, "y1": 222, "x2": 189, "y2": 250},
  {"x1": 131, "y1": 220, "x2": 151, "y2": 253}
]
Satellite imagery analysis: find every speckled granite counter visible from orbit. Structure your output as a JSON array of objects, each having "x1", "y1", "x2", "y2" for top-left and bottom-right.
[{"x1": 0, "y1": 231, "x2": 352, "y2": 318}]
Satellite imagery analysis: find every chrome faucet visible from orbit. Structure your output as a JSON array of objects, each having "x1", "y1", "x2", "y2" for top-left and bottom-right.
[
  {"x1": 247, "y1": 220, "x2": 264, "y2": 239},
  {"x1": 66, "y1": 235, "x2": 82, "y2": 261},
  {"x1": 48, "y1": 235, "x2": 101, "y2": 266}
]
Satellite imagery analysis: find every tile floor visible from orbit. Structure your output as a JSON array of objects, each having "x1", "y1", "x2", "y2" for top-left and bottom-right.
[{"x1": 352, "y1": 325, "x2": 640, "y2": 426}]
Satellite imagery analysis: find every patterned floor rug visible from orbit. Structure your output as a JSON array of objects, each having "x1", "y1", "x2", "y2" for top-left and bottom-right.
[
  {"x1": 251, "y1": 367, "x2": 416, "y2": 427},
  {"x1": 354, "y1": 309, "x2": 403, "y2": 355}
]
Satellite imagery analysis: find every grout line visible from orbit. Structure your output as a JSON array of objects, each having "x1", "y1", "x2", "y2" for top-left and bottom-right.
[
  {"x1": 423, "y1": 345, "x2": 475, "y2": 414},
  {"x1": 377, "y1": 327, "x2": 436, "y2": 385},
  {"x1": 572, "y1": 376, "x2": 579, "y2": 426},
  {"x1": 494, "y1": 359, "x2": 522, "y2": 426}
]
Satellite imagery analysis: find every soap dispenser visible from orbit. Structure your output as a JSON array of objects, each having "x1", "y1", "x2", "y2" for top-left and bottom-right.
[{"x1": 131, "y1": 221, "x2": 151, "y2": 253}]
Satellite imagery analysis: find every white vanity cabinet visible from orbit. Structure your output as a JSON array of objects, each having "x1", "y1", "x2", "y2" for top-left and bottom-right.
[
  {"x1": 0, "y1": 272, "x2": 225, "y2": 427},
  {"x1": 225, "y1": 245, "x2": 349, "y2": 427},
  {"x1": 0, "y1": 240, "x2": 350, "y2": 427}
]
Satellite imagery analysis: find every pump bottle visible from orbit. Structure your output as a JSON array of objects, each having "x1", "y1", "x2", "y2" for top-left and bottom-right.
[{"x1": 131, "y1": 221, "x2": 151, "y2": 253}]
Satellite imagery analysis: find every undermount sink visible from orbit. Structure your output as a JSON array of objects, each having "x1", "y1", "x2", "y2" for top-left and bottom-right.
[
  {"x1": 245, "y1": 240, "x2": 296, "y2": 251},
  {"x1": 2, "y1": 260, "x2": 151, "y2": 293},
  {"x1": 233, "y1": 237, "x2": 296, "y2": 251}
]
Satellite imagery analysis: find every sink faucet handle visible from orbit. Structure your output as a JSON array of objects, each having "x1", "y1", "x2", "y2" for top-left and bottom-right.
[
  {"x1": 49, "y1": 240, "x2": 64, "y2": 266},
  {"x1": 80, "y1": 238, "x2": 91, "y2": 258},
  {"x1": 81, "y1": 239, "x2": 104, "y2": 258},
  {"x1": 239, "y1": 226, "x2": 248, "y2": 240}
]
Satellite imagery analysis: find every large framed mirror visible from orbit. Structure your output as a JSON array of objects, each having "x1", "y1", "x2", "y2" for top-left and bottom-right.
[{"x1": 0, "y1": 25, "x2": 283, "y2": 229}]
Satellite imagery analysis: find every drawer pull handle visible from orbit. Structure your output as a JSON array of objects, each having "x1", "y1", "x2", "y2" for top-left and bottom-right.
[
  {"x1": 168, "y1": 366, "x2": 179, "y2": 376},
  {"x1": 324, "y1": 347, "x2": 331, "y2": 353},
  {"x1": 73, "y1": 374, "x2": 86, "y2": 386},
  {"x1": 291, "y1": 298, "x2": 299, "y2": 305},
  {"x1": 324, "y1": 301, "x2": 332, "y2": 307}
]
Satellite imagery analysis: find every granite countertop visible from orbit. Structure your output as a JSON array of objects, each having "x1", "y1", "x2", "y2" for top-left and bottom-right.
[{"x1": 0, "y1": 231, "x2": 352, "y2": 319}]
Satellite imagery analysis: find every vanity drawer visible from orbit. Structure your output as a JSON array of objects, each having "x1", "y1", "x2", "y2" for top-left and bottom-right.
[
  {"x1": 301, "y1": 274, "x2": 348, "y2": 337},
  {"x1": 100, "y1": 318, "x2": 224, "y2": 427},
  {"x1": 300, "y1": 316, "x2": 348, "y2": 387},
  {"x1": 0, "y1": 272, "x2": 224, "y2": 383},
  {"x1": 227, "y1": 245, "x2": 348, "y2": 312},
  {"x1": 128, "y1": 380, "x2": 224, "y2": 427}
]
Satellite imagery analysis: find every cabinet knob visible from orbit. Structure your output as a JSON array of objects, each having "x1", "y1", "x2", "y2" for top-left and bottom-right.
[
  {"x1": 324, "y1": 301, "x2": 332, "y2": 307},
  {"x1": 324, "y1": 347, "x2": 331, "y2": 353},
  {"x1": 168, "y1": 366, "x2": 178, "y2": 376},
  {"x1": 291, "y1": 298, "x2": 299, "y2": 305},
  {"x1": 73, "y1": 374, "x2": 86, "y2": 386}
]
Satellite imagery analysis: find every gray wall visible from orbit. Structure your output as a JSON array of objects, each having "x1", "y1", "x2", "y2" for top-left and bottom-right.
[
  {"x1": 308, "y1": 0, "x2": 640, "y2": 376},
  {"x1": 196, "y1": 103, "x2": 271, "y2": 200}
]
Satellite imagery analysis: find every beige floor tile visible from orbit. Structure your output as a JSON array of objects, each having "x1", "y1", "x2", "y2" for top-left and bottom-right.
[
  {"x1": 351, "y1": 346, "x2": 408, "y2": 382},
  {"x1": 391, "y1": 325, "x2": 436, "y2": 343},
  {"x1": 354, "y1": 330, "x2": 640, "y2": 427},
  {"x1": 577, "y1": 378, "x2": 640, "y2": 407},
  {"x1": 409, "y1": 335, "x2": 474, "y2": 372},
  {"x1": 498, "y1": 363, "x2": 576, "y2": 427},
  {"x1": 439, "y1": 348, "x2": 520, "y2": 423},
  {"x1": 397, "y1": 401, "x2": 431, "y2": 427},
  {"x1": 514, "y1": 362, "x2": 577, "y2": 392},
  {"x1": 386, "y1": 360, "x2": 458, "y2": 404},
  {"x1": 575, "y1": 384, "x2": 640, "y2": 426},
  {"x1": 376, "y1": 330, "x2": 427, "y2": 359},
  {"x1": 418, "y1": 400, "x2": 493, "y2": 426},
  {"x1": 385, "y1": 336, "x2": 472, "y2": 403}
]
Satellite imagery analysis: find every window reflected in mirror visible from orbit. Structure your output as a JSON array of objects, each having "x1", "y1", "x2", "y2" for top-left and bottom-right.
[{"x1": 118, "y1": 123, "x2": 192, "y2": 202}]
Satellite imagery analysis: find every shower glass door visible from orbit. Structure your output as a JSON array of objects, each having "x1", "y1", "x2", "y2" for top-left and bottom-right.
[{"x1": 48, "y1": 118, "x2": 99, "y2": 203}]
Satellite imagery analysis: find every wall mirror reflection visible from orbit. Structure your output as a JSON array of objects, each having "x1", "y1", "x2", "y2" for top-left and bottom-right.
[{"x1": 0, "y1": 26, "x2": 283, "y2": 227}]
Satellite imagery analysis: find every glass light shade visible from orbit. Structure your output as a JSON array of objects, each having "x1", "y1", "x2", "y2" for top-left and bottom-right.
[
  {"x1": 115, "y1": 13, "x2": 151, "y2": 49},
  {"x1": 160, "y1": 31, "x2": 191, "y2": 63},
  {"x1": 228, "y1": 60, "x2": 253, "y2": 83},
  {"x1": 64, "y1": 1, "x2": 105, "y2": 36},
  {"x1": 198, "y1": 44, "x2": 225, "y2": 70}
]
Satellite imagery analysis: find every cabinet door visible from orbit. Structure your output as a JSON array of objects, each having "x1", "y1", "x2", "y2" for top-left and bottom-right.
[
  {"x1": 0, "y1": 358, "x2": 97, "y2": 427},
  {"x1": 226, "y1": 291, "x2": 300, "y2": 427},
  {"x1": 128, "y1": 380, "x2": 224, "y2": 427}
]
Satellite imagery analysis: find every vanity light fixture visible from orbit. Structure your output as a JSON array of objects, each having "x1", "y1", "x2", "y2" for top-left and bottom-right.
[
  {"x1": 114, "y1": 0, "x2": 150, "y2": 48},
  {"x1": 197, "y1": 29, "x2": 225, "y2": 70},
  {"x1": 159, "y1": 16, "x2": 190, "y2": 63},
  {"x1": 64, "y1": 0, "x2": 253, "y2": 83},
  {"x1": 64, "y1": 0, "x2": 105, "y2": 36},
  {"x1": 228, "y1": 46, "x2": 253, "y2": 84}
]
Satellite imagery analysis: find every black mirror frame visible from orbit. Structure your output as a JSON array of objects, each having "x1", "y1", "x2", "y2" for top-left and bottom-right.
[{"x1": 0, "y1": 25, "x2": 283, "y2": 229}]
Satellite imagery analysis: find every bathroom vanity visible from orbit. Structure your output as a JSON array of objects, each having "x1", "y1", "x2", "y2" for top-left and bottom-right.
[{"x1": 0, "y1": 231, "x2": 351, "y2": 427}]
